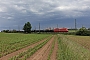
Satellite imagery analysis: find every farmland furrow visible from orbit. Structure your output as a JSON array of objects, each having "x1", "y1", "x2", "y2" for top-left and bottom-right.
[
  {"x1": 27, "y1": 35, "x2": 55, "y2": 60},
  {"x1": 0, "y1": 36, "x2": 51, "y2": 60},
  {"x1": 50, "y1": 38, "x2": 58, "y2": 60}
]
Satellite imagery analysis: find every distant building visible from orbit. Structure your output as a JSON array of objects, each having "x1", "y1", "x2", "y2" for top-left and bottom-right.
[{"x1": 54, "y1": 28, "x2": 68, "y2": 32}]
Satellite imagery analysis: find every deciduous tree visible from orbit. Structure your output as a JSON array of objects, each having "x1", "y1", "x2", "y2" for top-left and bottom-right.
[{"x1": 23, "y1": 22, "x2": 32, "y2": 33}]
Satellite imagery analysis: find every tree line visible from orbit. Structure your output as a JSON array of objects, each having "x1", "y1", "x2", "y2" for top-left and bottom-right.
[
  {"x1": 1, "y1": 22, "x2": 32, "y2": 33},
  {"x1": 1, "y1": 22, "x2": 90, "y2": 36}
]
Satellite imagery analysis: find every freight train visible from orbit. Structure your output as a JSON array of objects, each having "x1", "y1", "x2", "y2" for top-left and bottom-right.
[{"x1": 32, "y1": 28, "x2": 68, "y2": 32}]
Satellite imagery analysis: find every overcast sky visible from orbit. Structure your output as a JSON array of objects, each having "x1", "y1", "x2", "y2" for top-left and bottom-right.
[{"x1": 0, "y1": 0, "x2": 90, "y2": 31}]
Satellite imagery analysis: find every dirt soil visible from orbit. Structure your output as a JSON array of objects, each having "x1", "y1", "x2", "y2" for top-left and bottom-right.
[
  {"x1": 50, "y1": 38, "x2": 58, "y2": 60},
  {"x1": 0, "y1": 37, "x2": 50, "y2": 60},
  {"x1": 27, "y1": 35, "x2": 55, "y2": 60}
]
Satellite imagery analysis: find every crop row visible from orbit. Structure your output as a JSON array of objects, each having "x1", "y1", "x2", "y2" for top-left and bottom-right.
[
  {"x1": 9, "y1": 36, "x2": 52, "y2": 60},
  {"x1": 57, "y1": 35, "x2": 90, "y2": 60},
  {"x1": 47, "y1": 39, "x2": 55, "y2": 60},
  {"x1": 0, "y1": 33, "x2": 50, "y2": 58},
  {"x1": 65, "y1": 35, "x2": 90, "y2": 50}
]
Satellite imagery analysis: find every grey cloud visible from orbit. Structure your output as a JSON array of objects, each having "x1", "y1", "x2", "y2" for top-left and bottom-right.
[{"x1": 0, "y1": 0, "x2": 90, "y2": 30}]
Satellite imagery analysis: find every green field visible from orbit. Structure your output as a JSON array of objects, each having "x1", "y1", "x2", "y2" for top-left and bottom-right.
[
  {"x1": 0, "y1": 33, "x2": 50, "y2": 57},
  {"x1": 0, "y1": 33, "x2": 90, "y2": 60}
]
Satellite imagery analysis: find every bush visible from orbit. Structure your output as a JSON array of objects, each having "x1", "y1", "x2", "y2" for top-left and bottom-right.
[{"x1": 76, "y1": 27, "x2": 90, "y2": 36}]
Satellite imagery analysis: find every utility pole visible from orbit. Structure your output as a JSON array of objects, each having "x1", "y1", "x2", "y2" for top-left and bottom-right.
[
  {"x1": 39, "y1": 23, "x2": 40, "y2": 33},
  {"x1": 82, "y1": 24, "x2": 84, "y2": 27},
  {"x1": 35, "y1": 26, "x2": 36, "y2": 33},
  {"x1": 9, "y1": 27, "x2": 11, "y2": 31},
  {"x1": 18, "y1": 25, "x2": 20, "y2": 31},
  {"x1": 75, "y1": 19, "x2": 77, "y2": 31},
  {"x1": 57, "y1": 24, "x2": 58, "y2": 28}
]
